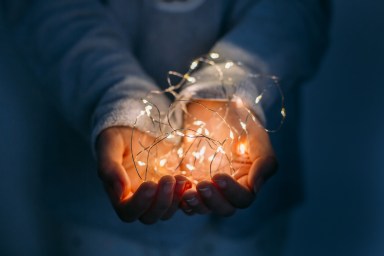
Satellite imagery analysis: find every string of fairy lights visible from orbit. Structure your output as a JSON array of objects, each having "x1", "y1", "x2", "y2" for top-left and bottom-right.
[{"x1": 129, "y1": 53, "x2": 286, "y2": 185}]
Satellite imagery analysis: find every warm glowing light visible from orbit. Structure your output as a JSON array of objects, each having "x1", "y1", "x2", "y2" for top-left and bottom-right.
[
  {"x1": 192, "y1": 151, "x2": 200, "y2": 159},
  {"x1": 240, "y1": 121, "x2": 247, "y2": 130},
  {"x1": 199, "y1": 146, "x2": 206, "y2": 155},
  {"x1": 229, "y1": 130, "x2": 234, "y2": 139},
  {"x1": 255, "y1": 94, "x2": 263, "y2": 104},
  {"x1": 238, "y1": 143, "x2": 247, "y2": 155},
  {"x1": 177, "y1": 148, "x2": 184, "y2": 158},
  {"x1": 176, "y1": 131, "x2": 185, "y2": 137},
  {"x1": 130, "y1": 56, "x2": 285, "y2": 184},
  {"x1": 145, "y1": 105, "x2": 152, "y2": 116},
  {"x1": 235, "y1": 97, "x2": 244, "y2": 108},
  {"x1": 281, "y1": 107, "x2": 286, "y2": 118},
  {"x1": 159, "y1": 159, "x2": 167, "y2": 167},
  {"x1": 138, "y1": 110, "x2": 146, "y2": 118},
  {"x1": 193, "y1": 120, "x2": 205, "y2": 126},
  {"x1": 217, "y1": 146, "x2": 225, "y2": 154},
  {"x1": 138, "y1": 161, "x2": 146, "y2": 166},
  {"x1": 185, "y1": 74, "x2": 196, "y2": 83},
  {"x1": 190, "y1": 61, "x2": 198, "y2": 70},
  {"x1": 225, "y1": 61, "x2": 234, "y2": 69},
  {"x1": 186, "y1": 164, "x2": 195, "y2": 171},
  {"x1": 209, "y1": 52, "x2": 220, "y2": 59}
]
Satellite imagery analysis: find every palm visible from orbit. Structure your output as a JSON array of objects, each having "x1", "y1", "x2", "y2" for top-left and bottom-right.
[
  {"x1": 178, "y1": 99, "x2": 277, "y2": 216},
  {"x1": 97, "y1": 127, "x2": 191, "y2": 224},
  {"x1": 181, "y1": 99, "x2": 273, "y2": 186},
  {"x1": 96, "y1": 99, "x2": 277, "y2": 220}
]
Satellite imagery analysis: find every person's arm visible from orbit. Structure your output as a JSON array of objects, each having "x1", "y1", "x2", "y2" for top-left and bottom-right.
[
  {"x1": 6, "y1": 0, "x2": 170, "y2": 142},
  {"x1": 4, "y1": 0, "x2": 181, "y2": 224},
  {"x1": 214, "y1": 0, "x2": 330, "y2": 92},
  {"x1": 180, "y1": 0, "x2": 330, "y2": 216}
]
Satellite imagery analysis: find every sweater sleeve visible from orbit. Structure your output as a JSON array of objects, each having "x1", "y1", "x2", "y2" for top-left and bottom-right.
[
  {"x1": 211, "y1": 0, "x2": 330, "y2": 97},
  {"x1": 4, "y1": 0, "x2": 170, "y2": 147},
  {"x1": 177, "y1": 0, "x2": 329, "y2": 127},
  {"x1": 203, "y1": 0, "x2": 330, "y2": 238}
]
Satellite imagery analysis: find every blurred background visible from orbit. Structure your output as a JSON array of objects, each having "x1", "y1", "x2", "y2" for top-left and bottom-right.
[
  {"x1": 284, "y1": 0, "x2": 384, "y2": 255},
  {"x1": 0, "y1": 0, "x2": 383, "y2": 255}
]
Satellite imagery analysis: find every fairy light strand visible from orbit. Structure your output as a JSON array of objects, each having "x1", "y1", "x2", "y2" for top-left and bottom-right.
[{"x1": 130, "y1": 53, "x2": 286, "y2": 184}]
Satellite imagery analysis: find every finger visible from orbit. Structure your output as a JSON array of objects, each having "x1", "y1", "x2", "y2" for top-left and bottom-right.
[
  {"x1": 212, "y1": 174, "x2": 254, "y2": 208},
  {"x1": 115, "y1": 181, "x2": 157, "y2": 222},
  {"x1": 97, "y1": 128, "x2": 130, "y2": 200},
  {"x1": 161, "y1": 175, "x2": 192, "y2": 220},
  {"x1": 247, "y1": 121, "x2": 275, "y2": 160},
  {"x1": 99, "y1": 162, "x2": 131, "y2": 203},
  {"x1": 248, "y1": 156, "x2": 278, "y2": 194},
  {"x1": 139, "y1": 176, "x2": 176, "y2": 224},
  {"x1": 196, "y1": 181, "x2": 236, "y2": 217},
  {"x1": 180, "y1": 200, "x2": 195, "y2": 216},
  {"x1": 182, "y1": 189, "x2": 211, "y2": 215}
]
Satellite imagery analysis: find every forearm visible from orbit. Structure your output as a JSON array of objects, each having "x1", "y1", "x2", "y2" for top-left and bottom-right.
[
  {"x1": 5, "y1": 0, "x2": 169, "y2": 145},
  {"x1": 212, "y1": 0, "x2": 331, "y2": 92}
]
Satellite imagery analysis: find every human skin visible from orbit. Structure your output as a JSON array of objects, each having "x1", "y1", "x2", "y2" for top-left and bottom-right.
[
  {"x1": 96, "y1": 99, "x2": 277, "y2": 223},
  {"x1": 179, "y1": 99, "x2": 277, "y2": 216}
]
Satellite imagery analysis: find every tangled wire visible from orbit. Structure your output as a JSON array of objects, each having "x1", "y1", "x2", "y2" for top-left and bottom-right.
[{"x1": 130, "y1": 53, "x2": 286, "y2": 184}]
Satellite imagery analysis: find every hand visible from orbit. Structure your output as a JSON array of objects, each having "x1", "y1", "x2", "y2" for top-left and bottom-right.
[
  {"x1": 179, "y1": 99, "x2": 278, "y2": 216},
  {"x1": 96, "y1": 126, "x2": 192, "y2": 224}
]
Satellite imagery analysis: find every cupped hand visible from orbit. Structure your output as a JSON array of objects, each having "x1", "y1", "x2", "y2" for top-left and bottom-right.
[
  {"x1": 179, "y1": 99, "x2": 278, "y2": 216},
  {"x1": 96, "y1": 127, "x2": 191, "y2": 224}
]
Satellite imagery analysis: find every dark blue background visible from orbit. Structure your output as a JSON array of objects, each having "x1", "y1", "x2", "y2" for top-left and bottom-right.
[
  {"x1": 0, "y1": 0, "x2": 383, "y2": 255},
  {"x1": 284, "y1": 1, "x2": 384, "y2": 255}
]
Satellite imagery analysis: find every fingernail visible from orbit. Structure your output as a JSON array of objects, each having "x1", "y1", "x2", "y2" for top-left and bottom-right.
[
  {"x1": 146, "y1": 187, "x2": 156, "y2": 197},
  {"x1": 185, "y1": 197, "x2": 198, "y2": 206},
  {"x1": 198, "y1": 186, "x2": 212, "y2": 198},
  {"x1": 214, "y1": 179, "x2": 226, "y2": 189},
  {"x1": 163, "y1": 181, "x2": 174, "y2": 194}
]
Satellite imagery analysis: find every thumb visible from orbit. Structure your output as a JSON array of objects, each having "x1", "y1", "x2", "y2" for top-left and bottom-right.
[
  {"x1": 96, "y1": 128, "x2": 131, "y2": 201},
  {"x1": 248, "y1": 156, "x2": 278, "y2": 194},
  {"x1": 98, "y1": 162, "x2": 131, "y2": 202}
]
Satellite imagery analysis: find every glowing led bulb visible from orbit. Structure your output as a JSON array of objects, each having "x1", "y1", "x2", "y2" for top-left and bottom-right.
[
  {"x1": 190, "y1": 61, "x2": 198, "y2": 70},
  {"x1": 177, "y1": 148, "x2": 184, "y2": 158},
  {"x1": 159, "y1": 159, "x2": 167, "y2": 167},
  {"x1": 210, "y1": 52, "x2": 220, "y2": 59},
  {"x1": 186, "y1": 164, "x2": 195, "y2": 171},
  {"x1": 225, "y1": 61, "x2": 234, "y2": 69},
  {"x1": 129, "y1": 56, "x2": 285, "y2": 185},
  {"x1": 237, "y1": 143, "x2": 247, "y2": 155}
]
